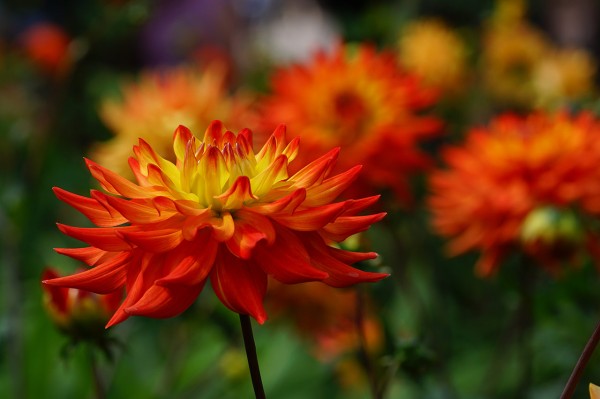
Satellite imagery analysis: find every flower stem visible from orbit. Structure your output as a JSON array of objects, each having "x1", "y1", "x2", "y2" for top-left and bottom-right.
[
  {"x1": 560, "y1": 319, "x2": 600, "y2": 399},
  {"x1": 239, "y1": 314, "x2": 266, "y2": 399},
  {"x1": 355, "y1": 288, "x2": 382, "y2": 399},
  {"x1": 89, "y1": 348, "x2": 106, "y2": 399}
]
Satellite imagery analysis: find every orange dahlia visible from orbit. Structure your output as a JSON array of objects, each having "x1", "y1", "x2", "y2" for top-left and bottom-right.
[
  {"x1": 258, "y1": 43, "x2": 441, "y2": 204},
  {"x1": 42, "y1": 268, "x2": 121, "y2": 338},
  {"x1": 93, "y1": 64, "x2": 256, "y2": 176},
  {"x1": 429, "y1": 112, "x2": 600, "y2": 276},
  {"x1": 44, "y1": 121, "x2": 388, "y2": 327}
]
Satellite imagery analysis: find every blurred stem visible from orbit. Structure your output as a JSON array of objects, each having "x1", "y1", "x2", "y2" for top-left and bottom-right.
[
  {"x1": 560, "y1": 319, "x2": 600, "y2": 399},
  {"x1": 355, "y1": 288, "x2": 382, "y2": 399},
  {"x1": 1, "y1": 209, "x2": 24, "y2": 399},
  {"x1": 516, "y1": 260, "x2": 535, "y2": 395},
  {"x1": 239, "y1": 314, "x2": 266, "y2": 399},
  {"x1": 89, "y1": 348, "x2": 106, "y2": 399}
]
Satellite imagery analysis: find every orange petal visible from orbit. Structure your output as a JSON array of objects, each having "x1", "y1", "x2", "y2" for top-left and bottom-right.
[
  {"x1": 156, "y1": 231, "x2": 218, "y2": 286},
  {"x1": 203, "y1": 120, "x2": 224, "y2": 145},
  {"x1": 118, "y1": 228, "x2": 183, "y2": 253},
  {"x1": 253, "y1": 224, "x2": 328, "y2": 283},
  {"x1": 249, "y1": 188, "x2": 306, "y2": 214},
  {"x1": 124, "y1": 282, "x2": 204, "y2": 318},
  {"x1": 210, "y1": 249, "x2": 268, "y2": 324},
  {"x1": 57, "y1": 224, "x2": 132, "y2": 251},
  {"x1": 214, "y1": 176, "x2": 256, "y2": 210},
  {"x1": 54, "y1": 246, "x2": 111, "y2": 266},
  {"x1": 173, "y1": 125, "x2": 194, "y2": 161},
  {"x1": 86, "y1": 159, "x2": 163, "y2": 198},
  {"x1": 289, "y1": 147, "x2": 339, "y2": 188},
  {"x1": 327, "y1": 246, "x2": 379, "y2": 264},
  {"x1": 40, "y1": 268, "x2": 68, "y2": 314},
  {"x1": 98, "y1": 192, "x2": 168, "y2": 224},
  {"x1": 321, "y1": 213, "x2": 386, "y2": 241},
  {"x1": 53, "y1": 187, "x2": 126, "y2": 227},
  {"x1": 303, "y1": 233, "x2": 388, "y2": 287},
  {"x1": 303, "y1": 165, "x2": 362, "y2": 207},
  {"x1": 43, "y1": 251, "x2": 130, "y2": 294},
  {"x1": 271, "y1": 202, "x2": 346, "y2": 231},
  {"x1": 225, "y1": 209, "x2": 275, "y2": 259}
]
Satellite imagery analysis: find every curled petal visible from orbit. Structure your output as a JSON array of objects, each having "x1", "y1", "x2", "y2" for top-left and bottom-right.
[
  {"x1": 86, "y1": 159, "x2": 162, "y2": 198},
  {"x1": 211, "y1": 212, "x2": 235, "y2": 242},
  {"x1": 226, "y1": 209, "x2": 275, "y2": 259},
  {"x1": 173, "y1": 125, "x2": 194, "y2": 161},
  {"x1": 327, "y1": 246, "x2": 379, "y2": 264},
  {"x1": 54, "y1": 246, "x2": 109, "y2": 266},
  {"x1": 99, "y1": 192, "x2": 169, "y2": 224},
  {"x1": 249, "y1": 188, "x2": 306, "y2": 214},
  {"x1": 203, "y1": 120, "x2": 224, "y2": 145},
  {"x1": 253, "y1": 224, "x2": 328, "y2": 283},
  {"x1": 211, "y1": 249, "x2": 268, "y2": 324},
  {"x1": 214, "y1": 176, "x2": 257, "y2": 210},
  {"x1": 289, "y1": 147, "x2": 339, "y2": 188},
  {"x1": 43, "y1": 252, "x2": 130, "y2": 294}
]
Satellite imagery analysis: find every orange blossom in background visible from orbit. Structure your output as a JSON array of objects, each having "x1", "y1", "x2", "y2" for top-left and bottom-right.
[
  {"x1": 258, "y1": 43, "x2": 441, "y2": 205},
  {"x1": 429, "y1": 112, "x2": 600, "y2": 276}
]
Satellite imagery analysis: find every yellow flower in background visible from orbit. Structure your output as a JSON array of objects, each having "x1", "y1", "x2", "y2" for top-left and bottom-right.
[
  {"x1": 482, "y1": 0, "x2": 596, "y2": 108},
  {"x1": 532, "y1": 48, "x2": 596, "y2": 108},
  {"x1": 398, "y1": 19, "x2": 468, "y2": 94},
  {"x1": 92, "y1": 63, "x2": 257, "y2": 176},
  {"x1": 591, "y1": 383, "x2": 600, "y2": 399}
]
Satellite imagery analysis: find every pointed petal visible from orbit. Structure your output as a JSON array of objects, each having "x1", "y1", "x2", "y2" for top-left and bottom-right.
[
  {"x1": 210, "y1": 249, "x2": 268, "y2": 324},
  {"x1": 321, "y1": 213, "x2": 386, "y2": 241},
  {"x1": 303, "y1": 233, "x2": 388, "y2": 287},
  {"x1": 54, "y1": 246, "x2": 109, "y2": 266},
  {"x1": 251, "y1": 154, "x2": 289, "y2": 196},
  {"x1": 53, "y1": 187, "x2": 126, "y2": 227},
  {"x1": 86, "y1": 159, "x2": 161, "y2": 198},
  {"x1": 203, "y1": 120, "x2": 224, "y2": 145},
  {"x1": 173, "y1": 125, "x2": 194, "y2": 161},
  {"x1": 43, "y1": 252, "x2": 130, "y2": 294},
  {"x1": 253, "y1": 224, "x2": 328, "y2": 283},
  {"x1": 303, "y1": 165, "x2": 362, "y2": 207},
  {"x1": 327, "y1": 247, "x2": 379, "y2": 264},
  {"x1": 289, "y1": 147, "x2": 339, "y2": 188},
  {"x1": 249, "y1": 188, "x2": 306, "y2": 214},
  {"x1": 57, "y1": 224, "x2": 132, "y2": 251},
  {"x1": 99, "y1": 192, "x2": 170, "y2": 224}
]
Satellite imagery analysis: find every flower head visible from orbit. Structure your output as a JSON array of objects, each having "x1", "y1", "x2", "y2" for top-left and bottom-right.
[
  {"x1": 258, "y1": 43, "x2": 441, "y2": 204},
  {"x1": 45, "y1": 121, "x2": 388, "y2": 327},
  {"x1": 398, "y1": 19, "x2": 468, "y2": 94},
  {"x1": 428, "y1": 112, "x2": 600, "y2": 276},
  {"x1": 93, "y1": 64, "x2": 257, "y2": 176},
  {"x1": 42, "y1": 268, "x2": 121, "y2": 339}
]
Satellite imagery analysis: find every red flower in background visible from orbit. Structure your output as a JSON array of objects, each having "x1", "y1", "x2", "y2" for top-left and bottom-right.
[
  {"x1": 258, "y1": 43, "x2": 441, "y2": 205},
  {"x1": 429, "y1": 112, "x2": 600, "y2": 276},
  {"x1": 20, "y1": 23, "x2": 72, "y2": 78},
  {"x1": 42, "y1": 268, "x2": 121, "y2": 339},
  {"x1": 44, "y1": 121, "x2": 388, "y2": 327}
]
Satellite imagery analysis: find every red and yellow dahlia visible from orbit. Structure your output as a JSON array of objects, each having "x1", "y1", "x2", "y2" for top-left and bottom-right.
[
  {"x1": 44, "y1": 121, "x2": 388, "y2": 327},
  {"x1": 93, "y1": 64, "x2": 257, "y2": 176},
  {"x1": 258, "y1": 43, "x2": 441, "y2": 204},
  {"x1": 429, "y1": 112, "x2": 600, "y2": 276},
  {"x1": 42, "y1": 268, "x2": 121, "y2": 338}
]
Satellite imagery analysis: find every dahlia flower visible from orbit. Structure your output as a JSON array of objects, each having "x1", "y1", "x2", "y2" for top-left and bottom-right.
[
  {"x1": 42, "y1": 268, "x2": 121, "y2": 338},
  {"x1": 429, "y1": 112, "x2": 600, "y2": 276},
  {"x1": 93, "y1": 64, "x2": 257, "y2": 176},
  {"x1": 258, "y1": 43, "x2": 441, "y2": 204},
  {"x1": 45, "y1": 121, "x2": 387, "y2": 327}
]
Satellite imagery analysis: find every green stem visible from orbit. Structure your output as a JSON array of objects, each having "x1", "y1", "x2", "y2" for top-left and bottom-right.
[
  {"x1": 89, "y1": 348, "x2": 106, "y2": 399},
  {"x1": 240, "y1": 314, "x2": 266, "y2": 399},
  {"x1": 560, "y1": 319, "x2": 600, "y2": 399}
]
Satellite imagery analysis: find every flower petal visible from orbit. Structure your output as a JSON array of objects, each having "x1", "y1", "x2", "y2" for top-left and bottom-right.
[
  {"x1": 271, "y1": 201, "x2": 346, "y2": 231},
  {"x1": 226, "y1": 209, "x2": 275, "y2": 259},
  {"x1": 43, "y1": 251, "x2": 130, "y2": 294},
  {"x1": 118, "y1": 228, "x2": 183, "y2": 253},
  {"x1": 303, "y1": 165, "x2": 362, "y2": 207},
  {"x1": 124, "y1": 282, "x2": 205, "y2": 319},
  {"x1": 321, "y1": 213, "x2": 386, "y2": 241},
  {"x1": 210, "y1": 249, "x2": 268, "y2": 323},
  {"x1": 53, "y1": 246, "x2": 109, "y2": 266},
  {"x1": 53, "y1": 187, "x2": 126, "y2": 227},
  {"x1": 253, "y1": 224, "x2": 329, "y2": 283},
  {"x1": 57, "y1": 224, "x2": 132, "y2": 251}
]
